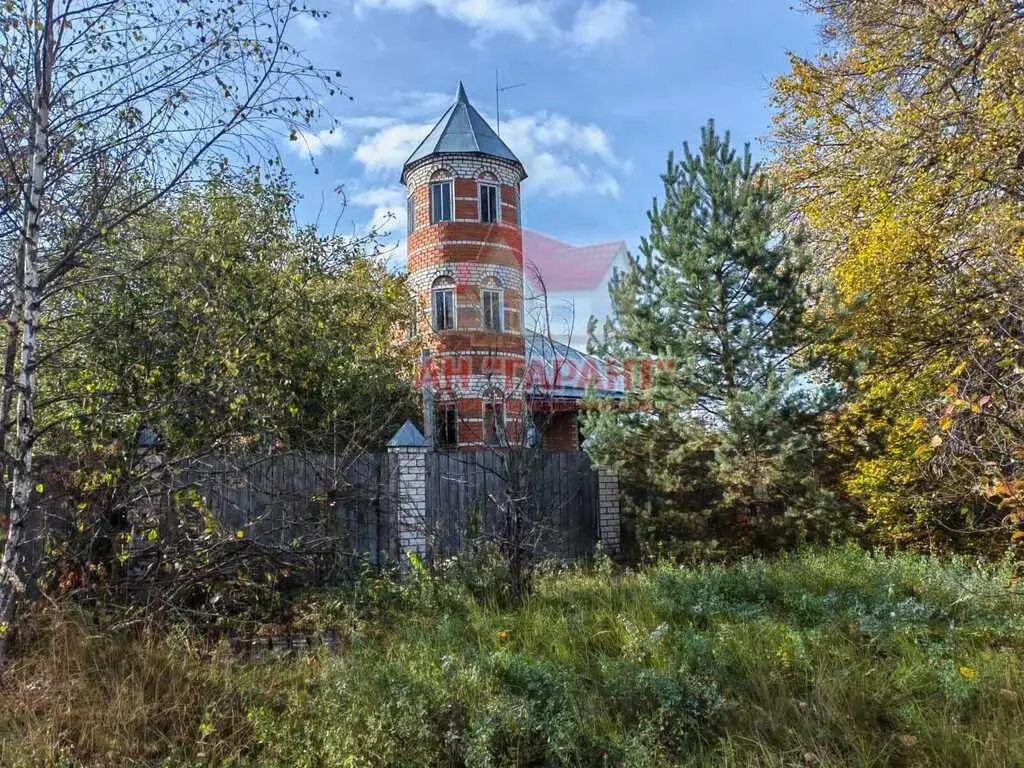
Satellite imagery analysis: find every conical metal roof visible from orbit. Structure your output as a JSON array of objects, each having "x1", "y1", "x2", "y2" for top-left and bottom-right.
[{"x1": 401, "y1": 82, "x2": 526, "y2": 183}]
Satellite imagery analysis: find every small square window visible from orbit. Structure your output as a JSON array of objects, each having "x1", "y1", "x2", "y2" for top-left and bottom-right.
[
  {"x1": 482, "y1": 289, "x2": 502, "y2": 331},
  {"x1": 435, "y1": 406, "x2": 458, "y2": 448},
  {"x1": 479, "y1": 183, "x2": 499, "y2": 223},
  {"x1": 432, "y1": 288, "x2": 455, "y2": 330},
  {"x1": 430, "y1": 181, "x2": 452, "y2": 223}
]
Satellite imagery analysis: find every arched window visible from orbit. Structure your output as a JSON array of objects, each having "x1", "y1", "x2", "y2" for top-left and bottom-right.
[
  {"x1": 429, "y1": 168, "x2": 453, "y2": 223},
  {"x1": 478, "y1": 174, "x2": 499, "y2": 223},
  {"x1": 431, "y1": 275, "x2": 456, "y2": 331},
  {"x1": 480, "y1": 276, "x2": 503, "y2": 332}
]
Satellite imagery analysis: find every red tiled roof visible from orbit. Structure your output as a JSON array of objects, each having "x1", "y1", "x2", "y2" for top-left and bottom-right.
[{"x1": 523, "y1": 229, "x2": 625, "y2": 292}]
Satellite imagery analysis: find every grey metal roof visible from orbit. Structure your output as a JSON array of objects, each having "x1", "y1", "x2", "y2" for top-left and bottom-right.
[
  {"x1": 388, "y1": 420, "x2": 429, "y2": 448},
  {"x1": 401, "y1": 82, "x2": 525, "y2": 183},
  {"x1": 524, "y1": 332, "x2": 628, "y2": 401}
]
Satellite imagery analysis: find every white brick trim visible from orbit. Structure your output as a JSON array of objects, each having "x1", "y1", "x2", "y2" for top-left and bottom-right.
[
  {"x1": 408, "y1": 263, "x2": 525, "y2": 294},
  {"x1": 406, "y1": 238, "x2": 519, "y2": 262},
  {"x1": 405, "y1": 154, "x2": 524, "y2": 188},
  {"x1": 388, "y1": 444, "x2": 430, "y2": 567}
]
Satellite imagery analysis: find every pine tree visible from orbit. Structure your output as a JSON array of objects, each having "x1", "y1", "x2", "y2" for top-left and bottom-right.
[{"x1": 586, "y1": 121, "x2": 839, "y2": 557}]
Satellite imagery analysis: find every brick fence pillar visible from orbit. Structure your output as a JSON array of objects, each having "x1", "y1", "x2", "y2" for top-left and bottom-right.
[
  {"x1": 597, "y1": 466, "x2": 622, "y2": 555},
  {"x1": 387, "y1": 421, "x2": 429, "y2": 567}
]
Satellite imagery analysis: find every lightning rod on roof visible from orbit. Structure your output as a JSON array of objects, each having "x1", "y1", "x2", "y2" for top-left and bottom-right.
[{"x1": 495, "y1": 69, "x2": 526, "y2": 137}]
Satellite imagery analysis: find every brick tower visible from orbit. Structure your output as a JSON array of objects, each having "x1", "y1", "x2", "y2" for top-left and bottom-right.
[{"x1": 403, "y1": 82, "x2": 528, "y2": 449}]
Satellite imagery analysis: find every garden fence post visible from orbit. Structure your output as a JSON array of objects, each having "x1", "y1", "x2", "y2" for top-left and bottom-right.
[
  {"x1": 597, "y1": 466, "x2": 622, "y2": 556},
  {"x1": 388, "y1": 421, "x2": 430, "y2": 568}
]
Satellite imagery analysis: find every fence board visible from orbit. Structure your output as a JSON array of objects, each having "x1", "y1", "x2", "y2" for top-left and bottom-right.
[
  {"x1": 167, "y1": 452, "x2": 393, "y2": 565},
  {"x1": 425, "y1": 449, "x2": 601, "y2": 562}
]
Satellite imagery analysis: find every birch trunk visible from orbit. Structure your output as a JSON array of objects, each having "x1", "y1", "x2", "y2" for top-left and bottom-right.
[
  {"x1": 0, "y1": 289, "x2": 22, "y2": 512},
  {"x1": 0, "y1": 255, "x2": 41, "y2": 663},
  {"x1": 0, "y1": 0, "x2": 52, "y2": 665}
]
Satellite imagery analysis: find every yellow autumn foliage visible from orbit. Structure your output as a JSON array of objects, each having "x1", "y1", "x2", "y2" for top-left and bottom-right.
[{"x1": 772, "y1": 0, "x2": 1024, "y2": 545}]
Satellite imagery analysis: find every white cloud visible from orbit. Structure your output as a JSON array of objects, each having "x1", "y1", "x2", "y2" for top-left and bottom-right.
[
  {"x1": 350, "y1": 0, "x2": 638, "y2": 46},
  {"x1": 371, "y1": 204, "x2": 408, "y2": 268},
  {"x1": 496, "y1": 112, "x2": 623, "y2": 197},
  {"x1": 348, "y1": 186, "x2": 409, "y2": 267},
  {"x1": 288, "y1": 127, "x2": 345, "y2": 156},
  {"x1": 352, "y1": 0, "x2": 554, "y2": 41},
  {"x1": 351, "y1": 110, "x2": 623, "y2": 199},
  {"x1": 338, "y1": 115, "x2": 398, "y2": 131},
  {"x1": 354, "y1": 122, "x2": 434, "y2": 171},
  {"x1": 591, "y1": 170, "x2": 621, "y2": 197},
  {"x1": 369, "y1": 204, "x2": 407, "y2": 237},
  {"x1": 351, "y1": 186, "x2": 406, "y2": 208},
  {"x1": 568, "y1": 0, "x2": 637, "y2": 47},
  {"x1": 513, "y1": 113, "x2": 618, "y2": 165}
]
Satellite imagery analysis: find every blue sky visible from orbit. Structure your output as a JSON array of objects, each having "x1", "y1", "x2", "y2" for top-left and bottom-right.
[{"x1": 279, "y1": 0, "x2": 821, "y2": 265}]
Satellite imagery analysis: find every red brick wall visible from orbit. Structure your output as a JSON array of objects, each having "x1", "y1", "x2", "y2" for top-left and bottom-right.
[
  {"x1": 454, "y1": 199, "x2": 478, "y2": 220},
  {"x1": 433, "y1": 396, "x2": 528, "y2": 449},
  {"x1": 539, "y1": 411, "x2": 578, "y2": 451},
  {"x1": 454, "y1": 179, "x2": 477, "y2": 197}
]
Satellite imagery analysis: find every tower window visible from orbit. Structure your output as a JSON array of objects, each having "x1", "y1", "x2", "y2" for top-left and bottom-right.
[
  {"x1": 482, "y1": 289, "x2": 502, "y2": 331},
  {"x1": 432, "y1": 276, "x2": 455, "y2": 330},
  {"x1": 407, "y1": 194, "x2": 416, "y2": 235},
  {"x1": 435, "y1": 405, "x2": 458, "y2": 448},
  {"x1": 430, "y1": 181, "x2": 453, "y2": 223},
  {"x1": 481, "y1": 277, "x2": 503, "y2": 332},
  {"x1": 483, "y1": 401, "x2": 506, "y2": 446},
  {"x1": 479, "y1": 183, "x2": 499, "y2": 223}
]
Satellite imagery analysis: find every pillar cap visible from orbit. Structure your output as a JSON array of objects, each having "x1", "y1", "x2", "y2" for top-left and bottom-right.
[{"x1": 388, "y1": 420, "x2": 429, "y2": 448}]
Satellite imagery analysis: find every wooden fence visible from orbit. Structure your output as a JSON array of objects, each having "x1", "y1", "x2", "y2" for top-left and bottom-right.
[
  {"x1": 3, "y1": 448, "x2": 610, "y2": 590},
  {"x1": 171, "y1": 452, "x2": 397, "y2": 564},
  {"x1": 168, "y1": 448, "x2": 604, "y2": 568},
  {"x1": 425, "y1": 450, "x2": 599, "y2": 562}
]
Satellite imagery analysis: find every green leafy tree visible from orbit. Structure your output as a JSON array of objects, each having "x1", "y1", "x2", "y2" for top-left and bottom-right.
[
  {"x1": 46, "y1": 174, "x2": 416, "y2": 457},
  {"x1": 586, "y1": 121, "x2": 840, "y2": 557},
  {"x1": 35, "y1": 172, "x2": 417, "y2": 601}
]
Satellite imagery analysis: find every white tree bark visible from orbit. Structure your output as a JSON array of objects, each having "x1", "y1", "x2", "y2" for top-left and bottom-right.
[
  {"x1": 0, "y1": 291, "x2": 23, "y2": 508},
  {"x1": 0, "y1": 0, "x2": 52, "y2": 663}
]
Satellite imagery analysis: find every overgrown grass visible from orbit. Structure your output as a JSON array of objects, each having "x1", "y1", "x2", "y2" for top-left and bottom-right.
[{"x1": 2, "y1": 545, "x2": 1023, "y2": 767}]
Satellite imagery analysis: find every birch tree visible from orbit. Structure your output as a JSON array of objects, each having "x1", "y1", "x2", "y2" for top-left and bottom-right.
[{"x1": 0, "y1": 0, "x2": 338, "y2": 661}]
